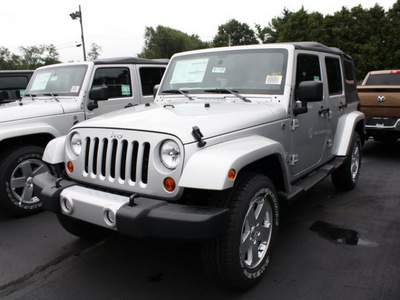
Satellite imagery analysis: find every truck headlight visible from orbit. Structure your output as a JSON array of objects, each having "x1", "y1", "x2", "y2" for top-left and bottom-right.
[
  {"x1": 160, "y1": 140, "x2": 181, "y2": 169},
  {"x1": 70, "y1": 132, "x2": 82, "y2": 156}
]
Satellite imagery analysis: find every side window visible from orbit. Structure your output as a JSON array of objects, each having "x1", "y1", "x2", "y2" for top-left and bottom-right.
[
  {"x1": 325, "y1": 57, "x2": 343, "y2": 95},
  {"x1": 139, "y1": 67, "x2": 166, "y2": 96},
  {"x1": 295, "y1": 54, "x2": 321, "y2": 99},
  {"x1": 92, "y1": 67, "x2": 132, "y2": 99}
]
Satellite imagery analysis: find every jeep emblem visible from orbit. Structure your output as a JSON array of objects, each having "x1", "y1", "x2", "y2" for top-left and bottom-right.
[
  {"x1": 377, "y1": 95, "x2": 386, "y2": 103},
  {"x1": 110, "y1": 131, "x2": 123, "y2": 139}
]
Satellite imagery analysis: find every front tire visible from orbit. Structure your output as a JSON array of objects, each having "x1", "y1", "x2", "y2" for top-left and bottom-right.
[
  {"x1": 202, "y1": 173, "x2": 279, "y2": 290},
  {"x1": 332, "y1": 132, "x2": 362, "y2": 191},
  {"x1": 0, "y1": 145, "x2": 57, "y2": 217}
]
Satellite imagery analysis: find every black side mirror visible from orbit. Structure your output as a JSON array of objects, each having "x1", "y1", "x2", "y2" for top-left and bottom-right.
[
  {"x1": 88, "y1": 86, "x2": 109, "y2": 111},
  {"x1": 297, "y1": 81, "x2": 323, "y2": 102},
  {"x1": 90, "y1": 86, "x2": 109, "y2": 101},
  {"x1": 153, "y1": 84, "x2": 160, "y2": 98}
]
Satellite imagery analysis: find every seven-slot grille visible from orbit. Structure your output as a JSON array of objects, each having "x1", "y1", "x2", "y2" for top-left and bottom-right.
[{"x1": 83, "y1": 137, "x2": 150, "y2": 184}]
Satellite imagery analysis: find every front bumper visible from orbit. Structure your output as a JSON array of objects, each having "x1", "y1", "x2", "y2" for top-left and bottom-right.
[{"x1": 33, "y1": 173, "x2": 229, "y2": 240}]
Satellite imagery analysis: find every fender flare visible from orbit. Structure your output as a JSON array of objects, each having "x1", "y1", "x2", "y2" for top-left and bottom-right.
[
  {"x1": 42, "y1": 136, "x2": 66, "y2": 164},
  {"x1": 0, "y1": 122, "x2": 61, "y2": 143},
  {"x1": 179, "y1": 135, "x2": 288, "y2": 190},
  {"x1": 332, "y1": 111, "x2": 365, "y2": 156}
]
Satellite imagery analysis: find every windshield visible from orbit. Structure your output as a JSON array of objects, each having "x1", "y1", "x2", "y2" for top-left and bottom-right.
[
  {"x1": 25, "y1": 65, "x2": 88, "y2": 96},
  {"x1": 160, "y1": 49, "x2": 288, "y2": 95}
]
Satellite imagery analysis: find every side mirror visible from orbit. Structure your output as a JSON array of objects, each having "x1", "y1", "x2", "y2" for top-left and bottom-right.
[
  {"x1": 297, "y1": 81, "x2": 323, "y2": 102},
  {"x1": 153, "y1": 84, "x2": 160, "y2": 98},
  {"x1": 90, "y1": 86, "x2": 109, "y2": 101}
]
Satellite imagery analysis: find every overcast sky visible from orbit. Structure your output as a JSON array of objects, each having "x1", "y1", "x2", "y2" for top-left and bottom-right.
[{"x1": 0, "y1": 0, "x2": 396, "y2": 62}]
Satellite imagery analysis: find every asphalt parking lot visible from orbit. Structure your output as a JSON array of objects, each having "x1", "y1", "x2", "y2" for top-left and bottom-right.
[{"x1": 0, "y1": 140, "x2": 399, "y2": 299}]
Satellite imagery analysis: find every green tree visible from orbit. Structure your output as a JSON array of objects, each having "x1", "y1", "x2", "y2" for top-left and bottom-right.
[
  {"x1": 18, "y1": 44, "x2": 61, "y2": 69},
  {"x1": 256, "y1": 9, "x2": 293, "y2": 43},
  {"x1": 138, "y1": 26, "x2": 210, "y2": 59},
  {"x1": 212, "y1": 19, "x2": 259, "y2": 47},
  {"x1": 87, "y1": 43, "x2": 102, "y2": 61}
]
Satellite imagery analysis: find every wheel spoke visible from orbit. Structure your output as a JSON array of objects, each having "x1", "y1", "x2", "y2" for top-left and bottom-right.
[
  {"x1": 256, "y1": 223, "x2": 271, "y2": 242},
  {"x1": 20, "y1": 161, "x2": 34, "y2": 177},
  {"x1": 32, "y1": 163, "x2": 48, "y2": 176},
  {"x1": 11, "y1": 176, "x2": 27, "y2": 189},
  {"x1": 240, "y1": 231, "x2": 253, "y2": 256},
  {"x1": 21, "y1": 185, "x2": 34, "y2": 202},
  {"x1": 256, "y1": 198, "x2": 269, "y2": 223}
]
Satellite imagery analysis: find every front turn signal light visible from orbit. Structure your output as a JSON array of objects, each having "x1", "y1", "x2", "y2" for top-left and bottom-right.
[
  {"x1": 67, "y1": 161, "x2": 74, "y2": 173},
  {"x1": 163, "y1": 177, "x2": 176, "y2": 192},
  {"x1": 228, "y1": 169, "x2": 236, "y2": 180}
]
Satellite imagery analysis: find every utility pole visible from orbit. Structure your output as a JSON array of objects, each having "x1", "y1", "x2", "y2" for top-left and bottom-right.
[{"x1": 70, "y1": 5, "x2": 87, "y2": 61}]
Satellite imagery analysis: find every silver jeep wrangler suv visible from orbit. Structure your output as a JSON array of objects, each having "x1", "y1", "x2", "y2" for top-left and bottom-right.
[{"x1": 34, "y1": 42, "x2": 365, "y2": 289}]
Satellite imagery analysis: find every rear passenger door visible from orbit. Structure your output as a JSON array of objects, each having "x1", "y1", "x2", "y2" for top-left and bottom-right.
[{"x1": 323, "y1": 55, "x2": 345, "y2": 160}]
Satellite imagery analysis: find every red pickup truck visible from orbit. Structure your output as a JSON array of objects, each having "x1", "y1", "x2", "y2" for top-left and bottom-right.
[{"x1": 358, "y1": 70, "x2": 400, "y2": 142}]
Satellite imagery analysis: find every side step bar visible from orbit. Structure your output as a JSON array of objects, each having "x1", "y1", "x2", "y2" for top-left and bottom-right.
[{"x1": 278, "y1": 157, "x2": 346, "y2": 203}]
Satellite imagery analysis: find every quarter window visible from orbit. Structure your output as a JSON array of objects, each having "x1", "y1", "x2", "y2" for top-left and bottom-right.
[{"x1": 92, "y1": 68, "x2": 132, "y2": 99}]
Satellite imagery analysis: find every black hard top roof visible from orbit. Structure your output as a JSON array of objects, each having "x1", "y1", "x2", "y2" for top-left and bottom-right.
[
  {"x1": 0, "y1": 70, "x2": 34, "y2": 75},
  {"x1": 93, "y1": 57, "x2": 169, "y2": 65},
  {"x1": 290, "y1": 42, "x2": 346, "y2": 56}
]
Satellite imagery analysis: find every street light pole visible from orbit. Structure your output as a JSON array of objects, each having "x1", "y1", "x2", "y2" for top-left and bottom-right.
[{"x1": 70, "y1": 5, "x2": 87, "y2": 61}]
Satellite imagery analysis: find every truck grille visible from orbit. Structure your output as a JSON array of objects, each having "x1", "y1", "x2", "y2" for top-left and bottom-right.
[
  {"x1": 67, "y1": 128, "x2": 183, "y2": 199},
  {"x1": 83, "y1": 137, "x2": 150, "y2": 184}
]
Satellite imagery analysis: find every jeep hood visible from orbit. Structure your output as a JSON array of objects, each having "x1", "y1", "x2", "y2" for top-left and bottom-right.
[
  {"x1": 75, "y1": 102, "x2": 286, "y2": 144},
  {"x1": 0, "y1": 99, "x2": 64, "y2": 123}
]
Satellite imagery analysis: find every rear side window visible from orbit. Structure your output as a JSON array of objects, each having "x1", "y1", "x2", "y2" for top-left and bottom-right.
[
  {"x1": 325, "y1": 57, "x2": 343, "y2": 95},
  {"x1": 365, "y1": 73, "x2": 400, "y2": 85},
  {"x1": 92, "y1": 68, "x2": 132, "y2": 98},
  {"x1": 139, "y1": 67, "x2": 166, "y2": 96},
  {"x1": 343, "y1": 58, "x2": 358, "y2": 103}
]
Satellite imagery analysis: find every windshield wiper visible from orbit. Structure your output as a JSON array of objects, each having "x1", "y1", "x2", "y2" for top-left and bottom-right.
[
  {"x1": 204, "y1": 89, "x2": 251, "y2": 103},
  {"x1": 162, "y1": 89, "x2": 194, "y2": 101},
  {"x1": 25, "y1": 93, "x2": 36, "y2": 100},
  {"x1": 42, "y1": 93, "x2": 60, "y2": 102}
]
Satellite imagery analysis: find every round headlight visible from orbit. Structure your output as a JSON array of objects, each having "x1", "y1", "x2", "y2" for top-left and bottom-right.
[
  {"x1": 160, "y1": 140, "x2": 181, "y2": 169},
  {"x1": 70, "y1": 132, "x2": 82, "y2": 156}
]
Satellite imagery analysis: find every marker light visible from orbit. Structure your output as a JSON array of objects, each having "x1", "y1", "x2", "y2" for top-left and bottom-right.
[
  {"x1": 163, "y1": 177, "x2": 176, "y2": 192},
  {"x1": 67, "y1": 161, "x2": 74, "y2": 173},
  {"x1": 228, "y1": 169, "x2": 236, "y2": 180}
]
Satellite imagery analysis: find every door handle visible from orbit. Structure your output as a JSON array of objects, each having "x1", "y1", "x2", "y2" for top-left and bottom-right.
[{"x1": 319, "y1": 107, "x2": 330, "y2": 117}]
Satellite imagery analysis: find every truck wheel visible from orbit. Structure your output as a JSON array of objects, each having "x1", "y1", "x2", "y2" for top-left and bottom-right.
[
  {"x1": 332, "y1": 132, "x2": 362, "y2": 191},
  {"x1": 202, "y1": 173, "x2": 279, "y2": 290},
  {"x1": 0, "y1": 145, "x2": 57, "y2": 217},
  {"x1": 57, "y1": 214, "x2": 109, "y2": 241}
]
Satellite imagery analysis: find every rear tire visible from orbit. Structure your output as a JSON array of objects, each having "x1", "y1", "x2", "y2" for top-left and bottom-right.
[
  {"x1": 202, "y1": 173, "x2": 279, "y2": 290},
  {"x1": 332, "y1": 132, "x2": 362, "y2": 191}
]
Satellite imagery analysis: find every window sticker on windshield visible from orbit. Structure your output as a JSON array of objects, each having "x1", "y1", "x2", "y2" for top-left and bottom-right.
[
  {"x1": 314, "y1": 76, "x2": 320, "y2": 81},
  {"x1": 31, "y1": 72, "x2": 52, "y2": 91},
  {"x1": 20, "y1": 89, "x2": 26, "y2": 97},
  {"x1": 70, "y1": 86, "x2": 80, "y2": 93},
  {"x1": 121, "y1": 85, "x2": 131, "y2": 96},
  {"x1": 170, "y1": 58, "x2": 209, "y2": 84},
  {"x1": 212, "y1": 67, "x2": 226, "y2": 73},
  {"x1": 266, "y1": 75, "x2": 282, "y2": 85}
]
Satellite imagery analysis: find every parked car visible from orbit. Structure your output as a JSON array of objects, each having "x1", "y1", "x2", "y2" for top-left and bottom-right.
[
  {"x1": 0, "y1": 70, "x2": 34, "y2": 103},
  {"x1": 358, "y1": 70, "x2": 400, "y2": 142},
  {"x1": 0, "y1": 57, "x2": 168, "y2": 216},
  {"x1": 34, "y1": 43, "x2": 364, "y2": 289}
]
